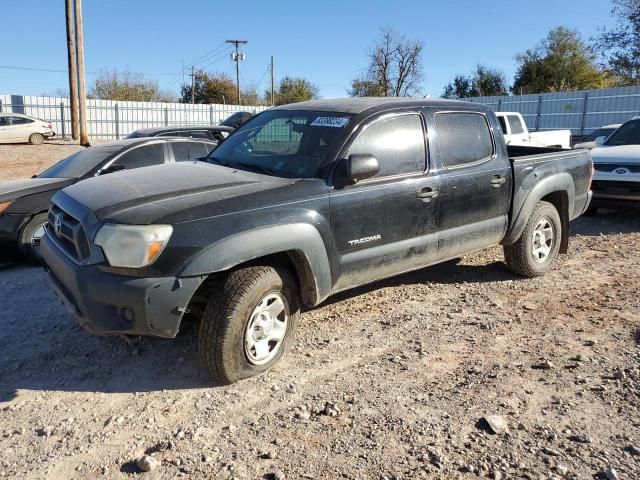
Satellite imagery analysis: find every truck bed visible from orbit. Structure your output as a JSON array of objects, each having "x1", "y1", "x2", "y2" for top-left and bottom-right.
[{"x1": 506, "y1": 144, "x2": 593, "y2": 240}]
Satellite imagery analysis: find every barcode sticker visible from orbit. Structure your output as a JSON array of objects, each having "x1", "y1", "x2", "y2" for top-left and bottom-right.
[{"x1": 310, "y1": 117, "x2": 350, "y2": 128}]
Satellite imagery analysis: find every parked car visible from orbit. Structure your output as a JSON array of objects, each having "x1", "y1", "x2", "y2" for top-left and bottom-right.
[
  {"x1": 496, "y1": 112, "x2": 571, "y2": 149},
  {"x1": 40, "y1": 98, "x2": 592, "y2": 384},
  {"x1": 125, "y1": 125, "x2": 234, "y2": 142},
  {"x1": 588, "y1": 117, "x2": 640, "y2": 213},
  {"x1": 573, "y1": 124, "x2": 621, "y2": 150},
  {"x1": 219, "y1": 111, "x2": 255, "y2": 129},
  {"x1": 0, "y1": 113, "x2": 55, "y2": 145},
  {"x1": 0, "y1": 137, "x2": 215, "y2": 261}
]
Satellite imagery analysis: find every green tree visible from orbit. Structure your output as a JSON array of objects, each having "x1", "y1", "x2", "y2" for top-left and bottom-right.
[
  {"x1": 272, "y1": 76, "x2": 319, "y2": 105},
  {"x1": 347, "y1": 78, "x2": 384, "y2": 97},
  {"x1": 180, "y1": 71, "x2": 237, "y2": 104},
  {"x1": 349, "y1": 27, "x2": 424, "y2": 97},
  {"x1": 442, "y1": 65, "x2": 508, "y2": 99},
  {"x1": 594, "y1": 0, "x2": 640, "y2": 85},
  {"x1": 90, "y1": 69, "x2": 175, "y2": 102},
  {"x1": 513, "y1": 27, "x2": 608, "y2": 94}
]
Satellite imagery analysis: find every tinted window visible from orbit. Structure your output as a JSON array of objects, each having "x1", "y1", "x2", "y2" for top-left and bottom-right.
[
  {"x1": 189, "y1": 142, "x2": 212, "y2": 158},
  {"x1": 347, "y1": 114, "x2": 425, "y2": 177},
  {"x1": 584, "y1": 127, "x2": 616, "y2": 142},
  {"x1": 39, "y1": 145, "x2": 123, "y2": 178},
  {"x1": 10, "y1": 116, "x2": 33, "y2": 125},
  {"x1": 171, "y1": 142, "x2": 191, "y2": 162},
  {"x1": 113, "y1": 143, "x2": 165, "y2": 169},
  {"x1": 604, "y1": 120, "x2": 640, "y2": 146},
  {"x1": 435, "y1": 113, "x2": 494, "y2": 168},
  {"x1": 498, "y1": 116, "x2": 507, "y2": 134},
  {"x1": 508, "y1": 115, "x2": 524, "y2": 134}
]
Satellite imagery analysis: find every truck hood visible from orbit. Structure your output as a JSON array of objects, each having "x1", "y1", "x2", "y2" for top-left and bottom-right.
[
  {"x1": 0, "y1": 177, "x2": 74, "y2": 202},
  {"x1": 591, "y1": 145, "x2": 640, "y2": 164},
  {"x1": 59, "y1": 162, "x2": 295, "y2": 224}
]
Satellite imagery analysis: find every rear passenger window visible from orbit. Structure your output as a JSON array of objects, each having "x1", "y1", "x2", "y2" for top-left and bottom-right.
[
  {"x1": 435, "y1": 113, "x2": 494, "y2": 168},
  {"x1": 171, "y1": 142, "x2": 191, "y2": 162},
  {"x1": 188, "y1": 142, "x2": 211, "y2": 158},
  {"x1": 114, "y1": 143, "x2": 165, "y2": 169},
  {"x1": 347, "y1": 114, "x2": 425, "y2": 177},
  {"x1": 508, "y1": 115, "x2": 524, "y2": 134}
]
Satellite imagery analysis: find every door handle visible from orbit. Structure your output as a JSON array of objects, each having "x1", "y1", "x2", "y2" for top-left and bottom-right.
[
  {"x1": 490, "y1": 175, "x2": 506, "y2": 188},
  {"x1": 416, "y1": 187, "x2": 439, "y2": 201}
]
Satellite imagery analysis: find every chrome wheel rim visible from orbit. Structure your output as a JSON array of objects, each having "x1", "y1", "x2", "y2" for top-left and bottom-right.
[
  {"x1": 531, "y1": 217, "x2": 553, "y2": 263},
  {"x1": 244, "y1": 292, "x2": 288, "y2": 366},
  {"x1": 31, "y1": 222, "x2": 47, "y2": 253}
]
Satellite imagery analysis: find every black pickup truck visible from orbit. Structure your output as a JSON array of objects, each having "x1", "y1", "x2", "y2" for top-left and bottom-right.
[{"x1": 40, "y1": 98, "x2": 593, "y2": 384}]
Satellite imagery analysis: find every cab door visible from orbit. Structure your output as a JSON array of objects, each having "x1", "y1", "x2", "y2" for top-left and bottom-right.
[
  {"x1": 329, "y1": 111, "x2": 442, "y2": 292},
  {"x1": 427, "y1": 110, "x2": 511, "y2": 260}
]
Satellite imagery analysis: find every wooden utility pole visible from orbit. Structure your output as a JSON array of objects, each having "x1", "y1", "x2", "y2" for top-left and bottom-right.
[
  {"x1": 64, "y1": 0, "x2": 79, "y2": 140},
  {"x1": 191, "y1": 66, "x2": 195, "y2": 104},
  {"x1": 74, "y1": 0, "x2": 89, "y2": 146},
  {"x1": 226, "y1": 39, "x2": 247, "y2": 105},
  {"x1": 270, "y1": 55, "x2": 275, "y2": 106}
]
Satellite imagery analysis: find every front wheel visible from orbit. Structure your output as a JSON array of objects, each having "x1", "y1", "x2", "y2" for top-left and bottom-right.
[
  {"x1": 199, "y1": 265, "x2": 300, "y2": 384},
  {"x1": 503, "y1": 201, "x2": 561, "y2": 277},
  {"x1": 19, "y1": 213, "x2": 49, "y2": 263}
]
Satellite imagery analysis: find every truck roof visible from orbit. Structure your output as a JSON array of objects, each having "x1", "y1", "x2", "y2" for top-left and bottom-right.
[{"x1": 272, "y1": 97, "x2": 489, "y2": 115}]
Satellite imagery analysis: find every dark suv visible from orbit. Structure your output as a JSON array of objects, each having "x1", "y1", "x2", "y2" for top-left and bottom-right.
[{"x1": 125, "y1": 125, "x2": 234, "y2": 142}]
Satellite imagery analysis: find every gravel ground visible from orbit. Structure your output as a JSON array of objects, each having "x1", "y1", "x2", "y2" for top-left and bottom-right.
[
  {"x1": 0, "y1": 144, "x2": 639, "y2": 479},
  {"x1": 0, "y1": 141, "x2": 87, "y2": 181}
]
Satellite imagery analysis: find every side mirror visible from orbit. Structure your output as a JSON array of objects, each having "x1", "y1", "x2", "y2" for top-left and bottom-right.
[
  {"x1": 594, "y1": 136, "x2": 606, "y2": 146},
  {"x1": 99, "y1": 164, "x2": 126, "y2": 175},
  {"x1": 347, "y1": 154, "x2": 379, "y2": 182}
]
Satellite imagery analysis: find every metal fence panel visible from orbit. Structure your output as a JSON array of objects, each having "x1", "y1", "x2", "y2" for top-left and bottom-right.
[
  {"x1": 0, "y1": 94, "x2": 268, "y2": 140},
  {"x1": 467, "y1": 86, "x2": 640, "y2": 135}
]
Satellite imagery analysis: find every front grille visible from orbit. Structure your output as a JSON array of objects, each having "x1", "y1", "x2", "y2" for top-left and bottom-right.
[
  {"x1": 592, "y1": 180, "x2": 640, "y2": 196},
  {"x1": 48, "y1": 204, "x2": 91, "y2": 261},
  {"x1": 594, "y1": 163, "x2": 640, "y2": 173}
]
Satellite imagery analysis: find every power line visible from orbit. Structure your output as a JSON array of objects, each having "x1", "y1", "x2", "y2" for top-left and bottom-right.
[
  {"x1": 0, "y1": 65, "x2": 179, "y2": 75},
  {"x1": 184, "y1": 42, "x2": 227, "y2": 67},
  {"x1": 198, "y1": 46, "x2": 234, "y2": 70}
]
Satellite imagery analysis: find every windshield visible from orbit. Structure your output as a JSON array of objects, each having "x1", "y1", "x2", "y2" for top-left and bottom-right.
[
  {"x1": 604, "y1": 120, "x2": 640, "y2": 146},
  {"x1": 39, "y1": 145, "x2": 121, "y2": 178},
  {"x1": 208, "y1": 110, "x2": 352, "y2": 178},
  {"x1": 584, "y1": 127, "x2": 616, "y2": 142}
]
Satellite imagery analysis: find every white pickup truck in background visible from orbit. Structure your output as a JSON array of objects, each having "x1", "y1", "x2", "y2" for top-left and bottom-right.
[{"x1": 496, "y1": 112, "x2": 571, "y2": 149}]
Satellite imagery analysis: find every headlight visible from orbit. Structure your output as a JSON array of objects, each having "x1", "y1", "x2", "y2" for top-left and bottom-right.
[
  {"x1": 94, "y1": 224, "x2": 173, "y2": 268},
  {"x1": 0, "y1": 201, "x2": 13, "y2": 214}
]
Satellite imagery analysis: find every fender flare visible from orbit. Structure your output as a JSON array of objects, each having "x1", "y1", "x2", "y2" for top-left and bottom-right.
[
  {"x1": 503, "y1": 173, "x2": 575, "y2": 247},
  {"x1": 178, "y1": 223, "x2": 332, "y2": 306}
]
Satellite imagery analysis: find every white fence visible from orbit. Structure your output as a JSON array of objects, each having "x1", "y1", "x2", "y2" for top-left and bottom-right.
[
  {"x1": 466, "y1": 86, "x2": 640, "y2": 136},
  {"x1": 0, "y1": 94, "x2": 268, "y2": 140}
]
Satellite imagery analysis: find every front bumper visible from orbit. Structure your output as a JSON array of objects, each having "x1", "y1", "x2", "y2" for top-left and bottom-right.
[
  {"x1": 591, "y1": 180, "x2": 640, "y2": 208},
  {"x1": 40, "y1": 232, "x2": 205, "y2": 338},
  {"x1": 0, "y1": 214, "x2": 29, "y2": 260}
]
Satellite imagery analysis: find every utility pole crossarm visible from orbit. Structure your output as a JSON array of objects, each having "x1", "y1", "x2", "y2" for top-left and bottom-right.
[{"x1": 226, "y1": 39, "x2": 247, "y2": 106}]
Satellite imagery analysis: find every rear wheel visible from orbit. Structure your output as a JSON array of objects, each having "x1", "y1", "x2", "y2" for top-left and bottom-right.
[
  {"x1": 29, "y1": 133, "x2": 44, "y2": 145},
  {"x1": 504, "y1": 201, "x2": 561, "y2": 277},
  {"x1": 19, "y1": 213, "x2": 48, "y2": 263},
  {"x1": 198, "y1": 265, "x2": 299, "y2": 384}
]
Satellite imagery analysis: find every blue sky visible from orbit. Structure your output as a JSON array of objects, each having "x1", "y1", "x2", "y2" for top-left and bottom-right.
[{"x1": 0, "y1": 0, "x2": 616, "y2": 100}]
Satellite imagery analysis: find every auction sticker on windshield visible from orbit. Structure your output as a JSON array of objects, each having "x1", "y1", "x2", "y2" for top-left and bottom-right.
[{"x1": 311, "y1": 117, "x2": 350, "y2": 128}]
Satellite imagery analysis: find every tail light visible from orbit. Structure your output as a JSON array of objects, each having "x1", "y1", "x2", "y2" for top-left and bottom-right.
[
  {"x1": 47, "y1": 123, "x2": 52, "y2": 129},
  {"x1": 589, "y1": 163, "x2": 594, "y2": 189}
]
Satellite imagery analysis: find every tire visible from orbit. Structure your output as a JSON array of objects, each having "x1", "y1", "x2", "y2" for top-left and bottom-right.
[
  {"x1": 503, "y1": 201, "x2": 561, "y2": 278},
  {"x1": 199, "y1": 265, "x2": 300, "y2": 384},
  {"x1": 19, "y1": 213, "x2": 49, "y2": 263},
  {"x1": 29, "y1": 133, "x2": 45, "y2": 145}
]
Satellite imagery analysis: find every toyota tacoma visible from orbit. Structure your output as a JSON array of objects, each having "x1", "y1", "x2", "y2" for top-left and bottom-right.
[{"x1": 40, "y1": 98, "x2": 593, "y2": 384}]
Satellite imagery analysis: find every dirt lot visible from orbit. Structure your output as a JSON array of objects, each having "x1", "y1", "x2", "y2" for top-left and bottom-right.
[
  {"x1": 0, "y1": 141, "x2": 87, "y2": 181},
  {"x1": 0, "y1": 143, "x2": 639, "y2": 480}
]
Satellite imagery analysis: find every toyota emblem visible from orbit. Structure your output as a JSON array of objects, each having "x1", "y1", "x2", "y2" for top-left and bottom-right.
[
  {"x1": 54, "y1": 214, "x2": 63, "y2": 236},
  {"x1": 613, "y1": 167, "x2": 630, "y2": 175}
]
